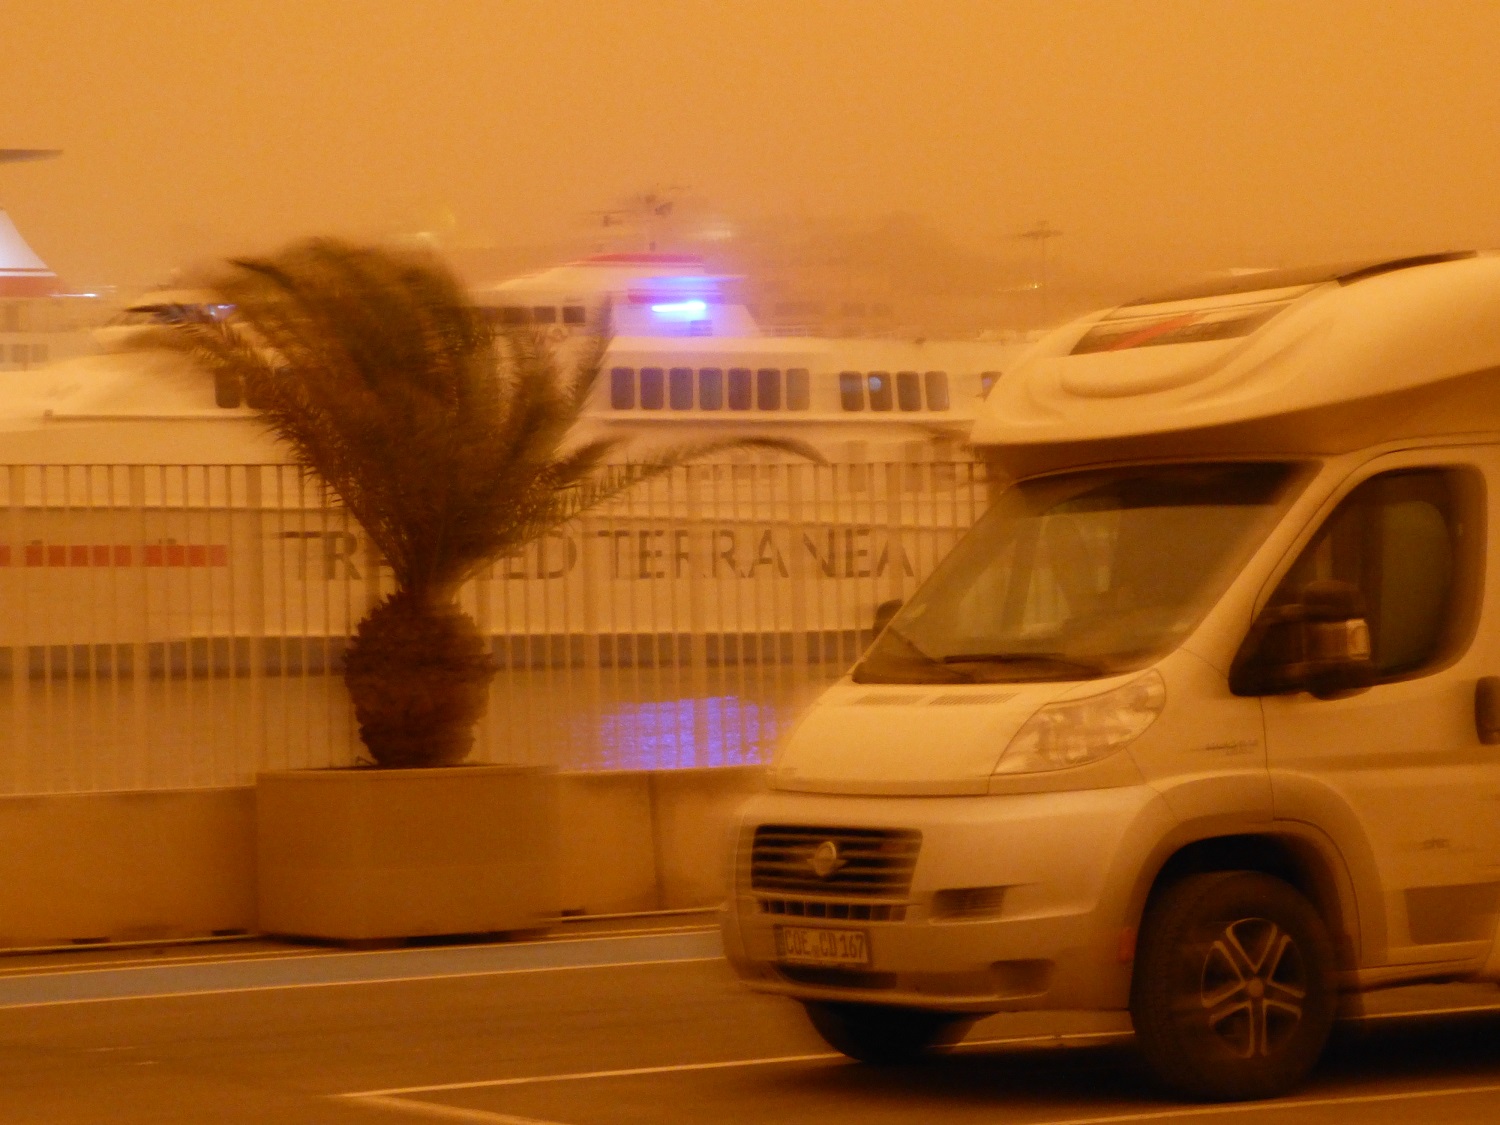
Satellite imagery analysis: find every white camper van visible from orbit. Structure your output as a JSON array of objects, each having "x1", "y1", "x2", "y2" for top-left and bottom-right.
[{"x1": 720, "y1": 251, "x2": 1500, "y2": 1100}]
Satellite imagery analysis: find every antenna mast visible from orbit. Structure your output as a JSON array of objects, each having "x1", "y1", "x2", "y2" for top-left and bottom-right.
[{"x1": 1016, "y1": 219, "x2": 1063, "y2": 325}]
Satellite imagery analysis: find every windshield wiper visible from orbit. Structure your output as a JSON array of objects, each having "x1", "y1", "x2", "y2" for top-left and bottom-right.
[
  {"x1": 853, "y1": 625, "x2": 973, "y2": 684},
  {"x1": 940, "y1": 651, "x2": 1104, "y2": 676}
]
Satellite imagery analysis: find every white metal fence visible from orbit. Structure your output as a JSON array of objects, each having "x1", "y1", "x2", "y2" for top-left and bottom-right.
[{"x1": 0, "y1": 459, "x2": 990, "y2": 794}]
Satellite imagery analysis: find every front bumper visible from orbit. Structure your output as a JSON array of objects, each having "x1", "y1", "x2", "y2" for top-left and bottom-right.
[{"x1": 722, "y1": 785, "x2": 1172, "y2": 1014}]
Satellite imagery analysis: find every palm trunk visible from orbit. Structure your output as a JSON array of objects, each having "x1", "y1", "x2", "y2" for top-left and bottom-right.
[{"x1": 342, "y1": 590, "x2": 495, "y2": 767}]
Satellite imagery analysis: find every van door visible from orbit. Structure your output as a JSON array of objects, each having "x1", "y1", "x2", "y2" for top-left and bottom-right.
[{"x1": 1244, "y1": 455, "x2": 1500, "y2": 970}]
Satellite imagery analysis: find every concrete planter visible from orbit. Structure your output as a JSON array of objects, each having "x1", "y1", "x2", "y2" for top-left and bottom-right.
[{"x1": 255, "y1": 765, "x2": 559, "y2": 941}]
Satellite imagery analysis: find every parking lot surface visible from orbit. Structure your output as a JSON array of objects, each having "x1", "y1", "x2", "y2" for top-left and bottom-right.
[{"x1": 3, "y1": 925, "x2": 1499, "y2": 1124}]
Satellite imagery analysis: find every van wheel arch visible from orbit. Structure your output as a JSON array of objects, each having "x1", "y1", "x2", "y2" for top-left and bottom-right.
[{"x1": 1131, "y1": 833, "x2": 1357, "y2": 973}]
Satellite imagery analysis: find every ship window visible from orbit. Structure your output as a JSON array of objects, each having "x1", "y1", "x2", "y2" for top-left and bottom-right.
[
  {"x1": 531, "y1": 306, "x2": 557, "y2": 325},
  {"x1": 728, "y1": 367, "x2": 753, "y2": 410},
  {"x1": 839, "y1": 371, "x2": 865, "y2": 411},
  {"x1": 924, "y1": 371, "x2": 949, "y2": 411},
  {"x1": 757, "y1": 368, "x2": 781, "y2": 410},
  {"x1": 214, "y1": 370, "x2": 243, "y2": 409},
  {"x1": 896, "y1": 371, "x2": 922, "y2": 412},
  {"x1": 669, "y1": 367, "x2": 694, "y2": 410},
  {"x1": 640, "y1": 367, "x2": 665, "y2": 410},
  {"x1": 868, "y1": 371, "x2": 894, "y2": 411},
  {"x1": 842, "y1": 301, "x2": 868, "y2": 317},
  {"x1": 980, "y1": 371, "x2": 1002, "y2": 399},
  {"x1": 10, "y1": 344, "x2": 25, "y2": 364},
  {"x1": 610, "y1": 367, "x2": 636, "y2": 409},
  {"x1": 786, "y1": 368, "x2": 810, "y2": 410},
  {"x1": 498, "y1": 306, "x2": 529, "y2": 326},
  {"x1": 699, "y1": 367, "x2": 723, "y2": 410},
  {"x1": 562, "y1": 305, "x2": 587, "y2": 326}
]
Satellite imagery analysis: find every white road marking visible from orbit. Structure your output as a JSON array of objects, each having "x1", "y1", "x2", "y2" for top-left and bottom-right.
[
  {"x1": 343, "y1": 1030, "x2": 1129, "y2": 1100},
  {"x1": 1029, "y1": 1081, "x2": 1500, "y2": 1125},
  {"x1": 343, "y1": 1053, "x2": 843, "y2": 1098},
  {"x1": 961, "y1": 1031, "x2": 1133, "y2": 1049},
  {"x1": 1357, "y1": 1001, "x2": 1500, "y2": 1021},
  {"x1": 0, "y1": 927, "x2": 718, "y2": 979},
  {"x1": 350, "y1": 1093, "x2": 567, "y2": 1124},
  {"x1": 0, "y1": 955, "x2": 721, "y2": 1010}
]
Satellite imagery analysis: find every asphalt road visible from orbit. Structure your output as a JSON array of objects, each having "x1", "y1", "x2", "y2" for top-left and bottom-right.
[{"x1": 3, "y1": 925, "x2": 1500, "y2": 1124}]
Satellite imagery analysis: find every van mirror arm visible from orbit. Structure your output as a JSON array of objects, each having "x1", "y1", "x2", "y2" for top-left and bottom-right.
[{"x1": 870, "y1": 599, "x2": 904, "y2": 645}]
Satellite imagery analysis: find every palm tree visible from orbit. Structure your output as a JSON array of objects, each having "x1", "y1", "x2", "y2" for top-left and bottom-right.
[{"x1": 143, "y1": 238, "x2": 813, "y2": 768}]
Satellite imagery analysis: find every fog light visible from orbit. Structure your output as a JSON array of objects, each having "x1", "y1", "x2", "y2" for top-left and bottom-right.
[{"x1": 932, "y1": 885, "x2": 1008, "y2": 920}]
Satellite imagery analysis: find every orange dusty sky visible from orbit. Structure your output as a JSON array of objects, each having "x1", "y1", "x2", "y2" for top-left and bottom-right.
[{"x1": 3, "y1": 0, "x2": 1499, "y2": 296}]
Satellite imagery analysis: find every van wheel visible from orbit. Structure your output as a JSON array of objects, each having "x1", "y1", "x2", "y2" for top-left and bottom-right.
[
  {"x1": 1130, "y1": 871, "x2": 1336, "y2": 1101},
  {"x1": 803, "y1": 1002, "x2": 970, "y2": 1064}
]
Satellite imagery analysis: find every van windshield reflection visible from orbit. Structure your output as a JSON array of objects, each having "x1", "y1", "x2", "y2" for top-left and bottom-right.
[{"x1": 855, "y1": 462, "x2": 1304, "y2": 684}]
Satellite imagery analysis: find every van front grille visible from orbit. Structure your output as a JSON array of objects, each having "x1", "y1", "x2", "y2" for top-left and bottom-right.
[{"x1": 750, "y1": 824, "x2": 920, "y2": 897}]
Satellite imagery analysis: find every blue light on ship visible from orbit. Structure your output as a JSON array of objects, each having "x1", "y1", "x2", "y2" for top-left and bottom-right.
[{"x1": 650, "y1": 298, "x2": 708, "y2": 319}]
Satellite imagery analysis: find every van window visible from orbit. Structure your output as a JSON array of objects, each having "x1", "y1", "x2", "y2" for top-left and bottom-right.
[
  {"x1": 786, "y1": 368, "x2": 810, "y2": 410},
  {"x1": 669, "y1": 367, "x2": 694, "y2": 409},
  {"x1": 839, "y1": 371, "x2": 865, "y2": 411},
  {"x1": 610, "y1": 367, "x2": 635, "y2": 409},
  {"x1": 1252, "y1": 469, "x2": 1477, "y2": 679},
  {"x1": 699, "y1": 368, "x2": 723, "y2": 410},
  {"x1": 856, "y1": 462, "x2": 1304, "y2": 683}
]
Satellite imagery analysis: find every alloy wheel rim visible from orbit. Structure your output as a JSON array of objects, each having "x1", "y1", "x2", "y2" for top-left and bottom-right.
[{"x1": 1196, "y1": 916, "x2": 1308, "y2": 1059}]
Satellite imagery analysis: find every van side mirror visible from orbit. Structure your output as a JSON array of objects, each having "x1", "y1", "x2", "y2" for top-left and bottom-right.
[
  {"x1": 1231, "y1": 579, "x2": 1376, "y2": 699},
  {"x1": 870, "y1": 599, "x2": 903, "y2": 645}
]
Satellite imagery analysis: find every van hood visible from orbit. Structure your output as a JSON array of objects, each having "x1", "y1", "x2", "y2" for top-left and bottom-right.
[{"x1": 768, "y1": 680, "x2": 1074, "y2": 796}]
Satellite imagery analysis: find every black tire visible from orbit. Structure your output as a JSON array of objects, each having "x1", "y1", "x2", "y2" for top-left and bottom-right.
[
  {"x1": 803, "y1": 1002, "x2": 971, "y2": 1065},
  {"x1": 1130, "y1": 871, "x2": 1337, "y2": 1101}
]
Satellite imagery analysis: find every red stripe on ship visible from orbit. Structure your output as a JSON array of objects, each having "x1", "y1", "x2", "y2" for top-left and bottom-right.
[{"x1": 2, "y1": 545, "x2": 230, "y2": 567}]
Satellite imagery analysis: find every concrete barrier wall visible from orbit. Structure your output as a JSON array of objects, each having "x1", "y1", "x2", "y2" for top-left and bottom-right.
[
  {"x1": 555, "y1": 766, "x2": 764, "y2": 915},
  {"x1": 0, "y1": 788, "x2": 258, "y2": 947},
  {"x1": 0, "y1": 766, "x2": 763, "y2": 948}
]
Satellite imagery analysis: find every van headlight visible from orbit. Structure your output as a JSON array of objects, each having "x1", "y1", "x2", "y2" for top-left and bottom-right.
[{"x1": 994, "y1": 670, "x2": 1166, "y2": 774}]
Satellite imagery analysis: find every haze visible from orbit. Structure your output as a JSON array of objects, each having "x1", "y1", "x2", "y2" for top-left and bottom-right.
[{"x1": 4, "y1": 0, "x2": 1500, "y2": 304}]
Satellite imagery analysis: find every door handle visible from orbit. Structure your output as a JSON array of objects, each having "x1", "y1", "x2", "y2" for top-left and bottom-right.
[{"x1": 1475, "y1": 677, "x2": 1500, "y2": 744}]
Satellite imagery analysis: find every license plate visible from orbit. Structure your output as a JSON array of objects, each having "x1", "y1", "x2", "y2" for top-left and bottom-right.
[{"x1": 774, "y1": 925, "x2": 870, "y2": 967}]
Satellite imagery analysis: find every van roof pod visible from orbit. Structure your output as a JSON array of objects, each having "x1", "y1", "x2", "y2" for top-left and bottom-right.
[
  {"x1": 1125, "y1": 251, "x2": 1478, "y2": 307},
  {"x1": 972, "y1": 250, "x2": 1500, "y2": 475}
]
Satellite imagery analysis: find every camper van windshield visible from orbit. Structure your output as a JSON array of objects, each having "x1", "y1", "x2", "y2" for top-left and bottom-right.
[{"x1": 856, "y1": 462, "x2": 1304, "y2": 684}]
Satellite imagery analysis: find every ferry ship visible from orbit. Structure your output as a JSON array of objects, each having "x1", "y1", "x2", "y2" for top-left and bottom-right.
[
  {"x1": 0, "y1": 183, "x2": 1028, "y2": 780},
  {"x1": 0, "y1": 251, "x2": 1027, "y2": 461},
  {"x1": 0, "y1": 253, "x2": 1013, "y2": 700}
]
